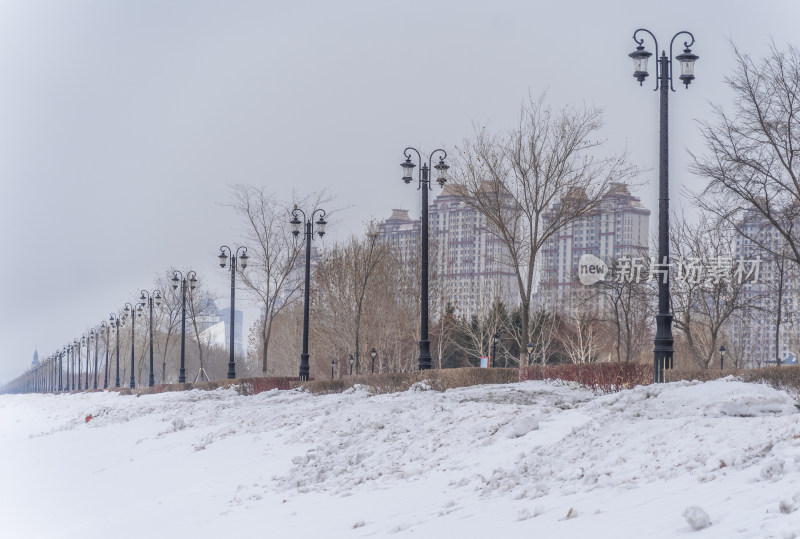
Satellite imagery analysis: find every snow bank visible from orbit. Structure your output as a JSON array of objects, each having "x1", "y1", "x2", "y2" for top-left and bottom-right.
[{"x1": 2, "y1": 379, "x2": 800, "y2": 538}]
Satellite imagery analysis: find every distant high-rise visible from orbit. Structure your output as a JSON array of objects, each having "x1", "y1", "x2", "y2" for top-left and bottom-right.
[
  {"x1": 732, "y1": 210, "x2": 800, "y2": 366},
  {"x1": 539, "y1": 182, "x2": 650, "y2": 308},
  {"x1": 196, "y1": 299, "x2": 245, "y2": 358},
  {"x1": 378, "y1": 187, "x2": 517, "y2": 318}
]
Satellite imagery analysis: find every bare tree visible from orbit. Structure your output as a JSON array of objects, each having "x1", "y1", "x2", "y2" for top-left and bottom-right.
[
  {"x1": 692, "y1": 42, "x2": 800, "y2": 267},
  {"x1": 450, "y1": 93, "x2": 637, "y2": 362},
  {"x1": 597, "y1": 254, "x2": 654, "y2": 363},
  {"x1": 185, "y1": 276, "x2": 219, "y2": 381},
  {"x1": 670, "y1": 216, "x2": 758, "y2": 369},
  {"x1": 228, "y1": 185, "x2": 328, "y2": 375},
  {"x1": 526, "y1": 304, "x2": 560, "y2": 365},
  {"x1": 153, "y1": 271, "x2": 183, "y2": 383},
  {"x1": 559, "y1": 304, "x2": 602, "y2": 364}
]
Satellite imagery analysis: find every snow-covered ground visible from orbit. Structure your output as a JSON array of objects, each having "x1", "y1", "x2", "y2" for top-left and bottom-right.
[{"x1": 3, "y1": 378, "x2": 800, "y2": 538}]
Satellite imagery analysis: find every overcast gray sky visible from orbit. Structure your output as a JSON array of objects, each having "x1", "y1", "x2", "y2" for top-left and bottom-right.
[{"x1": 2, "y1": 0, "x2": 798, "y2": 384}]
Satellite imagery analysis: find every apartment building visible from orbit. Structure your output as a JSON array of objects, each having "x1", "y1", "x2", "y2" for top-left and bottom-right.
[
  {"x1": 539, "y1": 182, "x2": 651, "y2": 309},
  {"x1": 378, "y1": 186, "x2": 517, "y2": 318}
]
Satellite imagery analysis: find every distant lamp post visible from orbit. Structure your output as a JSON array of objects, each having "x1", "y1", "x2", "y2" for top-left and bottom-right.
[
  {"x1": 629, "y1": 29, "x2": 698, "y2": 383},
  {"x1": 110, "y1": 313, "x2": 122, "y2": 388},
  {"x1": 58, "y1": 347, "x2": 64, "y2": 392},
  {"x1": 80, "y1": 335, "x2": 86, "y2": 390},
  {"x1": 401, "y1": 147, "x2": 449, "y2": 371},
  {"x1": 219, "y1": 246, "x2": 248, "y2": 379},
  {"x1": 719, "y1": 345, "x2": 726, "y2": 371},
  {"x1": 290, "y1": 205, "x2": 327, "y2": 381},
  {"x1": 100, "y1": 322, "x2": 109, "y2": 389},
  {"x1": 123, "y1": 301, "x2": 143, "y2": 388},
  {"x1": 172, "y1": 271, "x2": 197, "y2": 383},
  {"x1": 64, "y1": 344, "x2": 71, "y2": 391},
  {"x1": 91, "y1": 328, "x2": 99, "y2": 389},
  {"x1": 330, "y1": 359, "x2": 335, "y2": 380},
  {"x1": 73, "y1": 339, "x2": 79, "y2": 391},
  {"x1": 349, "y1": 354, "x2": 355, "y2": 376},
  {"x1": 140, "y1": 289, "x2": 162, "y2": 387},
  {"x1": 526, "y1": 342, "x2": 535, "y2": 365},
  {"x1": 370, "y1": 348, "x2": 378, "y2": 374},
  {"x1": 491, "y1": 332, "x2": 500, "y2": 368}
]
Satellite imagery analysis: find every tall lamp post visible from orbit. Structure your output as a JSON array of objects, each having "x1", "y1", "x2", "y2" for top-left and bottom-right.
[
  {"x1": 218, "y1": 247, "x2": 248, "y2": 379},
  {"x1": 719, "y1": 345, "x2": 726, "y2": 370},
  {"x1": 91, "y1": 328, "x2": 99, "y2": 389},
  {"x1": 140, "y1": 289, "x2": 162, "y2": 387},
  {"x1": 110, "y1": 313, "x2": 122, "y2": 388},
  {"x1": 330, "y1": 359, "x2": 335, "y2": 380},
  {"x1": 349, "y1": 354, "x2": 354, "y2": 376},
  {"x1": 58, "y1": 347, "x2": 64, "y2": 392},
  {"x1": 370, "y1": 347, "x2": 377, "y2": 374},
  {"x1": 100, "y1": 321, "x2": 109, "y2": 389},
  {"x1": 629, "y1": 29, "x2": 698, "y2": 383},
  {"x1": 78, "y1": 336, "x2": 85, "y2": 391},
  {"x1": 290, "y1": 206, "x2": 327, "y2": 381},
  {"x1": 401, "y1": 147, "x2": 449, "y2": 371},
  {"x1": 64, "y1": 344, "x2": 71, "y2": 391},
  {"x1": 73, "y1": 339, "x2": 79, "y2": 390},
  {"x1": 85, "y1": 332, "x2": 92, "y2": 390},
  {"x1": 172, "y1": 271, "x2": 197, "y2": 383},
  {"x1": 123, "y1": 301, "x2": 142, "y2": 388}
]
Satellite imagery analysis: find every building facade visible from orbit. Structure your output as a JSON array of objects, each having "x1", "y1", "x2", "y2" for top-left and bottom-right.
[
  {"x1": 538, "y1": 182, "x2": 651, "y2": 309},
  {"x1": 378, "y1": 187, "x2": 517, "y2": 319},
  {"x1": 732, "y1": 211, "x2": 800, "y2": 366}
]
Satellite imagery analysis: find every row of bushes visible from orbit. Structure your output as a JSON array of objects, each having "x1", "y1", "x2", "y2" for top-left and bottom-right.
[
  {"x1": 116, "y1": 365, "x2": 800, "y2": 398},
  {"x1": 117, "y1": 376, "x2": 301, "y2": 396},
  {"x1": 519, "y1": 363, "x2": 654, "y2": 394},
  {"x1": 740, "y1": 366, "x2": 800, "y2": 394},
  {"x1": 300, "y1": 368, "x2": 519, "y2": 395}
]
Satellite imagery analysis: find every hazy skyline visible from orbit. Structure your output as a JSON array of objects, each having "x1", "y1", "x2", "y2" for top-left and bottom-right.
[{"x1": 2, "y1": 0, "x2": 798, "y2": 384}]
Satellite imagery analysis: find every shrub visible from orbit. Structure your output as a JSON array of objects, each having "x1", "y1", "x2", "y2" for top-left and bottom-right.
[
  {"x1": 663, "y1": 369, "x2": 735, "y2": 383},
  {"x1": 300, "y1": 368, "x2": 519, "y2": 395},
  {"x1": 519, "y1": 363, "x2": 652, "y2": 393},
  {"x1": 739, "y1": 366, "x2": 800, "y2": 395}
]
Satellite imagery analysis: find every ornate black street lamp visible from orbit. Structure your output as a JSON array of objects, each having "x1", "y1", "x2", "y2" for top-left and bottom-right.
[
  {"x1": 84, "y1": 332, "x2": 92, "y2": 390},
  {"x1": 64, "y1": 344, "x2": 71, "y2": 391},
  {"x1": 290, "y1": 206, "x2": 327, "y2": 381},
  {"x1": 172, "y1": 271, "x2": 197, "y2": 383},
  {"x1": 91, "y1": 328, "x2": 99, "y2": 389},
  {"x1": 58, "y1": 347, "x2": 64, "y2": 392},
  {"x1": 330, "y1": 359, "x2": 335, "y2": 380},
  {"x1": 349, "y1": 354, "x2": 354, "y2": 376},
  {"x1": 370, "y1": 347, "x2": 377, "y2": 374},
  {"x1": 629, "y1": 29, "x2": 698, "y2": 383},
  {"x1": 491, "y1": 332, "x2": 500, "y2": 368},
  {"x1": 110, "y1": 313, "x2": 122, "y2": 388},
  {"x1": 400, "y1": 147, "x2": 449, "y2": 371},
  {"x1": 526, "y1": 342, "x2": 535, "y2": 366},
  {"x1": 77, "y1": 337, "x2": 84, "y2": 391},
  {"x1": 139, "y1": 289, "x2": 162, "y2": 387},
  {"x1": 100, "y1": 321, "x2": 109, "y2": 389},
  {"x1": 218, "y1": 247, "x2": 248, "y2": 379},
  {"x1": 123, "y1": 301, "x2": 142, "y2": 388},
  {"x1": 72, "y1": 339, "x2": 79, "y2": 391},
  {"x1": 719, "y1": 345, "x2": 726, "y2": 370}
]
